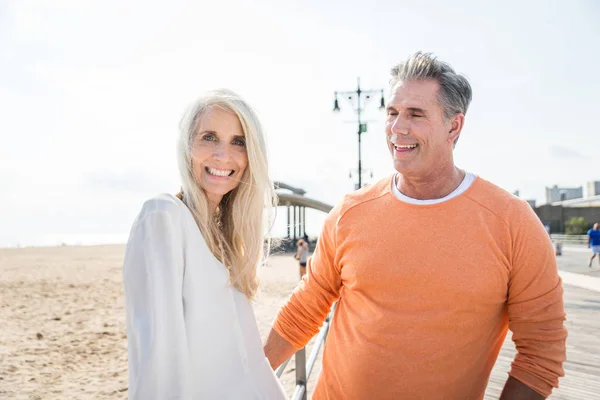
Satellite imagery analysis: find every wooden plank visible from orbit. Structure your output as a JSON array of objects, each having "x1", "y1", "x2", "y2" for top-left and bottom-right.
[{"x1": 484, "y1": 284, "x2": 600, "y2": 399}]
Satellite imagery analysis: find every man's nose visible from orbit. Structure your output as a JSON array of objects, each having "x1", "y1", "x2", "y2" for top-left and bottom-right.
[{"x1": 391, "y1": 116, "x2": 409, "y2": 136}]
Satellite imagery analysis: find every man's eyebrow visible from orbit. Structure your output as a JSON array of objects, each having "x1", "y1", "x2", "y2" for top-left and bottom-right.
[{"x1": 386, "y1": 106, "x2": 427, "y2": 114}]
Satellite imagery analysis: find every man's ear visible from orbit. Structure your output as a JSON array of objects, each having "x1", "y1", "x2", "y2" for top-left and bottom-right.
[{"x1": 448, "y1": 113, "x2": 464, "y2": 144}]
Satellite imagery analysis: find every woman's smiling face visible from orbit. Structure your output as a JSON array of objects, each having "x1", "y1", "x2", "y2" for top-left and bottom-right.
[{"x1": 191, "y1": 106, "x2": 248, "y2": 209}]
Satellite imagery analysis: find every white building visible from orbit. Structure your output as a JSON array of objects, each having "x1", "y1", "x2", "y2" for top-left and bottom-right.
[
  {"x1": 545, "y1": 185, "x2": 583, "y2": 203},
  {"x1": 587, "y1": 181, "x2": 600, "y2": 197}
]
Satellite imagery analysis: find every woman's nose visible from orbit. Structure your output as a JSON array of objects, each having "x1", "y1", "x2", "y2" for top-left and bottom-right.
[{"x1": 212, "y1": 142, "x2": 229, "y2": 159}]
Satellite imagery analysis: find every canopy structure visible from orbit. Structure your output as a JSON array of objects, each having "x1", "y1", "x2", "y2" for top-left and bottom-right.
[{"x1": 274, "y1": 182, "x2": 333, "y2": 242}]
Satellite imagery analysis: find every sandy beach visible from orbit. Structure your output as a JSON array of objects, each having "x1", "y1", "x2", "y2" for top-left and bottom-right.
[{"x1": 0, "y1": 245, "x2": 304, "y2": 399}]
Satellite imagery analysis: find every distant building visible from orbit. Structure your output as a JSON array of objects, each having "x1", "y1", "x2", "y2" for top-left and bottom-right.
[
  {"x1": 587, "y1": 181, "x2": 600, "y2": 197},
  {"x1": 545, "y1": 185, "x2": 583, "y2": 203},
  {"x1": 526, "y1": 199, "x2": 536, "y2": 208},
  {"x1": 534, "y1": 181, "x2": 600, "y2": 233},
  {"x1": 535, "y1": 194, "x2": 600, "y2": 233},
  {"x1": 551, "y1": 195, "x2": 600, "y2": 208}
]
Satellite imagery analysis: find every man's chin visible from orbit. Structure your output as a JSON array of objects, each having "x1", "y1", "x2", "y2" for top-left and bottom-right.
[{"x1": 392, "y1": 160, "x2": 415, "y2": 174}]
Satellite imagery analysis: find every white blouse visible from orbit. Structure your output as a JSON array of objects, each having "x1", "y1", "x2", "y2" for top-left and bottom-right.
[{"x1": 123, "y1": 194, "x2": 286, "y2": 400}]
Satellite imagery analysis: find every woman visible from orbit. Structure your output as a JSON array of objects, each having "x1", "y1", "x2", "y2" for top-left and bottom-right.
[
  {"x1": 123, "y1": 89, "x2": 286, "y2": 399},
  {"x1": 296, "y1": 239, "x2": 309, "y2": 279}
]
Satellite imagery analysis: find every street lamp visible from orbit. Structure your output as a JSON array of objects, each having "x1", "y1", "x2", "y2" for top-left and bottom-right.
[
  {"x1": 560, "y1": 190, "x2": 566, "y2": 233},
  {"x1": 333, "y1": 77, "x2": 386, "y2": 189}
]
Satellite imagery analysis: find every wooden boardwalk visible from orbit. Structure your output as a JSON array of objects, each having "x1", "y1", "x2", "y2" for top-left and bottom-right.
[
  {"x1": 484, "y1": 283, "x2": 600, "y2": 399},
  {"x1": 485, "y1": 246, "x2": 600, "y2": 399},
  {"x1": 289, "y1": 247, "x2": 600, "y2": 399}
]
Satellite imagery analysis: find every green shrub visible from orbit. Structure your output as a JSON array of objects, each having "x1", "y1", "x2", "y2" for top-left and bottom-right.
[{"x1": 565, "y1": 217, "x2": 588, "y2": 235}]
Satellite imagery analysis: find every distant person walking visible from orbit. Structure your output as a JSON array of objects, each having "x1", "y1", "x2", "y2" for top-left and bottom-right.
[
  {"x1": 296, "y1": 239, "x2": 309, "y2": 279},
  {"x1": 588, "y1": 223, "x2": 600, "y2": 268}
]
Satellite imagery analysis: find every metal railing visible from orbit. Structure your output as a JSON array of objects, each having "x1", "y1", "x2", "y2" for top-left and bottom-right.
[
  {"x1": 275, "y1": 304, "x2": 337, "y2": 400},
  {"x1": 551, "y1": 234, "x2": 588, "y2": 245}
]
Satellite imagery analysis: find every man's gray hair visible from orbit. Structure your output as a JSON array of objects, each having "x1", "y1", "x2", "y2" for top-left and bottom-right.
[{"x1": 390, "y1": 52, "x2": 472, "y2": 120}]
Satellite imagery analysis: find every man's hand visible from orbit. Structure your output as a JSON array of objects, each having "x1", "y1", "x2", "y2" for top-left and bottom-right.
[{"x1": 500, "y1": 376, "x2": 545, "y2": 400}]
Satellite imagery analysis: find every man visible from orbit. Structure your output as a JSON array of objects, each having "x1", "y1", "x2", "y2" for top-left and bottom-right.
[
  {"x1": 588, "y1": 222, "x2": 600, "y2": 267},
  {"x1": 264, "y1": 52, "x2": 567, "y2": 399}
]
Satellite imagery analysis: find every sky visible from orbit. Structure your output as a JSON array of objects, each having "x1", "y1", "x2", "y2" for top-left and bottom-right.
[{"x1": 1, "y1": 0, "x2": 598, "y2": 247}]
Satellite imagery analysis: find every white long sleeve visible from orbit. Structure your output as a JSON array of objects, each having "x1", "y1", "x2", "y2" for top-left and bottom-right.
[
  {"x1": 123, "y1": 200, "x2": 191, "y2": 400},
  {"x1": 123, "y1": 194, "x2": 285, "y2": 399}
]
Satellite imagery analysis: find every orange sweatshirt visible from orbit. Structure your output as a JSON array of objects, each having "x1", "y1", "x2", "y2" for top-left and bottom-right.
[{"x1": 273, "y1": 176, "x2": 566, "y2": 399}]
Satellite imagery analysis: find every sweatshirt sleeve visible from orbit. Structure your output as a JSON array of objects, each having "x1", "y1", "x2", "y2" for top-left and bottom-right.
[
  {"x1": 123, "y1": 204, "x2": 191, "y2": 400},
  {"x1": 506, "y1": 202, "x2": 567, "y2": 397},
  {"x1": 273, "y1": 205, "x2": 343, "y2": 349}
]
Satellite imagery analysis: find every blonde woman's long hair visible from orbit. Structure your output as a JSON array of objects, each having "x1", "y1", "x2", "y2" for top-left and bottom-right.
[{"x1": 176, "y1": 89, "x2": 277, "y2": 299}]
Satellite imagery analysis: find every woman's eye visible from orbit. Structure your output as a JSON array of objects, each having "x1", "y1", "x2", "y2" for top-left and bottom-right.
[
  {"x1": 233, "y1": 139, "x2": 246, "y2": 147},
  {"x1": 203, "y1": 134, "x2": 216, "y2": 141}
]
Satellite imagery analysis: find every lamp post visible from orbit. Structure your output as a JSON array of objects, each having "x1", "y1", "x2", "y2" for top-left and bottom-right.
[
  {"x1": 333, "y1": 78, "x2": 385, "y2": 189},
  {"x1": 560, "y1": 190, "x2": 566, "y2": 233}
]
